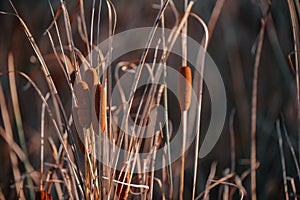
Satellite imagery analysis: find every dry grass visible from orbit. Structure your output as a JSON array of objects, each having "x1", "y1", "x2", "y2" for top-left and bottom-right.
[{"x1": 0, "y1": 0, "x2": 299, "y2": 199}]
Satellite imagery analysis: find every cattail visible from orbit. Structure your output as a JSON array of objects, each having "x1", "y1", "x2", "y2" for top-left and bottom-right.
[
  {"x1": 84, "y1": 68, "x2": 98, "y2": 91},
  {"x1": 74, "y1": 81, "x2": 91, "y2": 128},
  {"x1": 72, "y1": 107, "x2": 86, "y2": 153},
  {"x1": 178, "y1": 66, "x2": 192, "y2": 111},
  {"x1": 116, "y1": 170, "x2": 130, "y2": 200},
  {"x1": 35, "y1": 190, "x2": 52, "y2": 200},
  {"x1": 178, "y1": 66, "x2": 192, "y2": 199},
  {"x1": 100, "y1": 84, "x2": 107, "y2": 133},
  {"x1": 92, "y1": 83, "x2": 106, "y2": 133}
]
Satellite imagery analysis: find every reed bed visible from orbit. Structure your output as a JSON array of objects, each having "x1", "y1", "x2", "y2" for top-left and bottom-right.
[{"x1": 0, "y1": 0, "x2": 299, "y2": 199}]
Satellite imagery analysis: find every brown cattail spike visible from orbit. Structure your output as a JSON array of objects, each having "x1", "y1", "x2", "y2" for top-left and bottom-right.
[
  {"x1": 92, "y1": 84, "x2": 106, "y2": 133},
  {"x1": 100, "y1": 85, "x2": 107, "y2": 132},
  {"x1": 178, "y1": 66, "x2": 192, "y2": 111},
  {"x1": 74, "y1": 81, "x2": 91, "y2": 128},
  {"x1": 84, "y1": 68, "x2": 98, "y2": 91}
]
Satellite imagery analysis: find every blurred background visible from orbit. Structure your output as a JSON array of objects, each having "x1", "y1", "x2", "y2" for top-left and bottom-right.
[{"x1": 0, "y1": 0, "x2": 299, "y2": 199}]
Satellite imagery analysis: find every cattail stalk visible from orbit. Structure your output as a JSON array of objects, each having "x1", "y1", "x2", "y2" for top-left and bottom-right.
[
  {"x1": 190, "y1": 12, "x2": 210, "y2": 200},
  {"x1": 178, "y1": 66, "x2": 192, "y2": 200},
  {"x1": 160, "y1": 5, "x2": 174, "y2": 196},
  {"x1": 250, "y1": 19, "x2": 265, "y2": 200}
]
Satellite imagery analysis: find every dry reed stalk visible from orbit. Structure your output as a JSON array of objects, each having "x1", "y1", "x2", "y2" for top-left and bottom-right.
[
  {"x1": 44, "y1": 4, "x2": 80, "y2": 149},
  {"x1": 40, "y1": 93, "x2": 50, "y2": 191},
  {"x1": 189, "y1": 7, "x2": 217, "y2": 200},
  {"x1": 116, "y1": 170, "x2": 131, "y2": 200},
  {"x1": 148, "y1": 129, "x2": 164, "y2": 199},
  {"x1": 161, "y1": 57, "x2": 174, "y2": 198},
  {"x1": 47, "y1": 133, "x2": 74, "y2": 199},
  {"x1": 0, "y1": 70, "x2": 84, "y2": 195},
  {"x1": 196, "y1": 173, "x2": 235, "y2": 200},
  {"x1": 287, "y1": 0, "x2": 300, "y2": 166},
  {"x1": 234, "y1": 175, "x2": 247, "y2": 198},
  {"x1": 122, "y1": 3, "x2": 195, "y2": 198},
  {"x1": 109, "y1": 3, "x2": 194, "y2": 198},
  {"x1": 84, "y1": 130, "x2": 91, "y2": 200},
  {"x1": 229, "y1": 109, "x2": 236, "y2": 173},
  {"x1": 6, "y1": 1, "x2": 65, "y2": 134},
  {"x1": 1, "y1": 9, "x2": 85, "y2": 194},
  {"x1": 96, "y1": 0, "x2": 103, "y2": 47},
  {"x1": 229, "y1": 109, "x2": 236, "y2": 199},
  {"x1": 47, "y1": 137, "x2": 58, "y2": 163},
  {"x1": 8, "y1": 53, "x2": 35, "y2": 198},
  {"x1": 113, "y1": 0, "x2": 170, "y2": 158},
  {"x1": 178, "y1": 65, "x2": 192, "y2": 199},
  {"x1": 0, "y1": 82, "x2": 25, "y2": 199},
  {"x1": 57, "y1": 0, "x2": 79, "y2": 72},
  {"x1": 287, "y1": 177, "x2": 297, "y2": 200},
  {"x1": 90, "y1": 0, "x2": 96, "y2": 65},
  {"x1": 203, "y1": 162, "x2": 217, "y2": 200},
  {"x1": 182, "y1": 0, "x2": 188, "y2": 67},
  {"x1": 0, "y1": 126, "x2": 37, "y2": 180},
  {"x1": 142, "y1": 6, "x2": 195, "y2": 198},
  {"x1": 105, "y1": 1, "x2": 117, "y2": 171},
  {"x1": 276, "y1": 120, "x2": 289, "y2": 200},
  {"x1": 46, "y1": 2, "x2": 74, "y2": 85},
  {"x1": 250, "y1": 18, "x2": 266, "y2": 200},
  {"x1": 211, "y1": 180, "x2": 245, "y2": 200},
  {"x1": 281, "y1": 115, "x2": 300, "y2": 182}
]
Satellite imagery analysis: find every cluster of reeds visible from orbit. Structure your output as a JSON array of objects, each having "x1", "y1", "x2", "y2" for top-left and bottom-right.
[{"x1": 0, "y1": 0, "x2": 300, "y2": 199}]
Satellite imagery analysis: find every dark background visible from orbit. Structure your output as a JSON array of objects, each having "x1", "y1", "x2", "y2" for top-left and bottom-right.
[{"x1": 0, "y1": 0, "x2": 298, "y2": 199}]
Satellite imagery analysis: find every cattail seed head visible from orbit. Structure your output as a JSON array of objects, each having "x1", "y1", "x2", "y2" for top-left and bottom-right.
[
  {"x1": 101, "y1": 85, "x2": 107, "y2": 132},
  {"x1": 84, "y1": 68, "x2": 98, "y2": 91},
  {"x1": 74, "y1": 81, "x2": 91, "y2": 128},
  {"x1": 92, "y1": 83, "x2": 106, "y2": 133},
  {"x1": 178, "y1": 66, "x2": 192, "y2": 111}
]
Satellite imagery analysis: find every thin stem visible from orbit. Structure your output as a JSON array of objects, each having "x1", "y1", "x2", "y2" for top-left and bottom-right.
[
  {"x1": 287, "y1": 0, "x2": 300, "y2": 165},
  {"x1": 40, "y1": 93, "x2": 50, "y2": 191},
  {"x1": 0, "y1": 82, "x2": 25, "y2": 199},
  {"x1": 276, "y1": 120, "x2": 289, "y2": 200},
  {"x1": 189, "y1": 12, "x2": 209, "y2": 200},
  {"x1": 281, "y1": 115, "x2": 300, "y2": 182},
  {"x1": 8, "y1": 53, "x2": 34, "y2": 198},
  {"x1": 160, "y1": 0, "x2": 173, "y2": 196},
  {"x1": 250, "y1": 18, "x2": 266, "y2": 200},
  {"x1": 180, "y1": 110, "x2": 188, "y2": 200}
]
